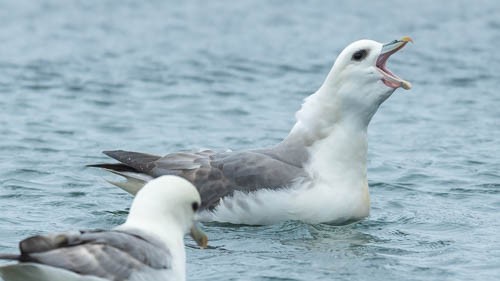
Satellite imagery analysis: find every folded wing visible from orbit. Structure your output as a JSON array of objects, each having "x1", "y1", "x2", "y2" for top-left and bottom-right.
[
  {"x1": 91, "y1": 148, "x2": 309, "y2": 210},
  {"x1": 17, "y1": 229, "x2": 170, "y2": 280}
]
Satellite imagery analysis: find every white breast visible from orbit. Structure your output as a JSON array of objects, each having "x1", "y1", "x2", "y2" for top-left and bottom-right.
[{"x1": 199, "y1": 179, "x2": 369, "y2": 225}]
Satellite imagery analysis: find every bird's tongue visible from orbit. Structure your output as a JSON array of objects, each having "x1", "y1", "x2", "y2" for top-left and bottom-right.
[{"x1": 377, "y1": 67, "x2": 412, "y2": 90}]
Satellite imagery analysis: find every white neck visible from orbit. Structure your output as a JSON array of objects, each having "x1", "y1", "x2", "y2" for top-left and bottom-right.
[
  {"x1": 307, "y1": 122, "x2": 368, "y2": 183},
  {"x1": 119, "y1": 216, "x2": 186, "y2": 280},
  {"x1": 287, "y1": 80, "x2": 371, "y2": 192},
  {"x1": 287, "y1": 79, "x2": 374, "y2": 141}
]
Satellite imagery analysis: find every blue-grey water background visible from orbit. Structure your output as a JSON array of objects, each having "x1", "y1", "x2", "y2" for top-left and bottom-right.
[{"x1": 0, "y1": 0, "x2": 499, "y2": 280}]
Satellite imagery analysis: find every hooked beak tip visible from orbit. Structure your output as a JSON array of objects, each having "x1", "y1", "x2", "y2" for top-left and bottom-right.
[{"x1": 400, "y1": 36, "x2": 413, "y2": 43}]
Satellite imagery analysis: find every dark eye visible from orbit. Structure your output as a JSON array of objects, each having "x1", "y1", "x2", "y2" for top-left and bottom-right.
[
  {"x1": 191, "y1": 202, "x2": 199, "y2": 212},
  {"x1": 352, "y1": 49, "x2": 367, "y2": 61}
]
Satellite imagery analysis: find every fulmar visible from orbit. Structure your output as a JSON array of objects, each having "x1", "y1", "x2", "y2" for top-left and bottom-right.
[
  {"x1": 0, "y1": 176, "x2": 208, "y2": 281},
  {"x1": 89, "y1": 37, "x2": 413, "y2": 225}
]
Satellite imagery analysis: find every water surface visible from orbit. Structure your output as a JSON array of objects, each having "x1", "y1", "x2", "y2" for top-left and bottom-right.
[{"x1": 0, "y1": 1, "x2": 499, "y2": 280}]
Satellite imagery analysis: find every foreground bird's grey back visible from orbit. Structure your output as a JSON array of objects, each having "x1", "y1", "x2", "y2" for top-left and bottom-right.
[
  {"x1": 0, "y1": 228, "x2": 173, "y2": 281},
  {"x1": 92, "y1": 139, "x2": 310, "y2": 210}
]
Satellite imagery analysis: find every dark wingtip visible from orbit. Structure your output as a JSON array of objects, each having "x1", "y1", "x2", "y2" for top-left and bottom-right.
[
  {"x1": 0, "y1": 253, "x2": 20, "y2": 260},
  {"x1": 86, "y1": 163, "x2": 138, "y2": 172},
  {"x1": 102, "y1": 150, "x2": 123, "y2": 157},
  {"x1": 84, "y1": 150, "x2": 125, "y2": 168},
  {"x1": 90, "y1": 150, "x2": 160, "y2": 173},
  {"x1": 86, "y1": 163, "x2": 108, "y2": 168}
]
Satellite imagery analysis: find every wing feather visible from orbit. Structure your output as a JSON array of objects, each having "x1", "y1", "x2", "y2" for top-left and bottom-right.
[
  {"x1": 18, "y1": 229, "x2": 170, "y2": 280},
  {"x1": 92, "y1": 148, "x2": 309, "y2": 210}
]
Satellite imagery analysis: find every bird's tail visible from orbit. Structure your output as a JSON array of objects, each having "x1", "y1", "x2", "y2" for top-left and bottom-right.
[{"x1": 101, "y1": 169, "x2": 151, "y2": 195}]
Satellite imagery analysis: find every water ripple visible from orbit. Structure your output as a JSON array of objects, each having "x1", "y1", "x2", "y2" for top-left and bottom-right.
[{"x1": 1, "y1": 1, "x2": 499, "y2": 280}]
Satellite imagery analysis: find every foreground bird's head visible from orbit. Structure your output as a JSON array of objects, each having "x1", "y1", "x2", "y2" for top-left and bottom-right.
[
  {"x1": 313, "y1": 36, "x2": 413, "y2": 128},
  {"x1": 126, "y1": 175, "x2": 208, "y2": 248}
]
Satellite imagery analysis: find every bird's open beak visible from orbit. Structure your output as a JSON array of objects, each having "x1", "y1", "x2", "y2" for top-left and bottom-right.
[
  {"x1": 376, "y1": 36, "x2": 413, "y2": 90},
  {"x1": 190, "y1": 222, "x2": 208, "y2": 249}
]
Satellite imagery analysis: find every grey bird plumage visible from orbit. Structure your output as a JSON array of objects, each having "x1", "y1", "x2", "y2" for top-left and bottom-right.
[
  {"x1": 0, "y1": 229, "x2": 171, "y2": 281},
  {"x1": 89, "y1": 140, "x2": 310, "y2": 211}
]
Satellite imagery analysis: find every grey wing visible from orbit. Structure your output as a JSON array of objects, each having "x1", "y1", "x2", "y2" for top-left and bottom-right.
[
  {"x1": 96, "y1": 149, "x2": 308, "y2": 210},
  {"x1": 18, "y1": 229, "x2": 171, "y2": 280},
  {"x1": 210, "y1": 150, "x2": 307, "y2": 191}
]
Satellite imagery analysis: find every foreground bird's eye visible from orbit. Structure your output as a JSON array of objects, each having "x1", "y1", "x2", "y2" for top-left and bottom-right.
[
  {"x1": 192, "y1": 202, "x2": 199, "y2": 211},
  {"x1": 352, "y1": 49, "x2": 367, "y2": 61}
]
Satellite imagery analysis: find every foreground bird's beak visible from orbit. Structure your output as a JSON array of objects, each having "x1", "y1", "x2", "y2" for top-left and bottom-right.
[
  {"x1": 377, "y1": 36, "x2": 413, "y2": 90},
  {"x1": 190, "y1": 222, "x2": 208, "y2": 249}
]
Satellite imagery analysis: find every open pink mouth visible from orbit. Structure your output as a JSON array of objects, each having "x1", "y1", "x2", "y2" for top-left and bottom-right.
[{"x1": 376, "y1": 37, "x2": 412, "y2": 90}]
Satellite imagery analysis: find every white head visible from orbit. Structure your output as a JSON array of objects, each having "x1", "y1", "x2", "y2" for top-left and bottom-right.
[
  {"x1": 124, "y1": 175, "x2": 207, "y2": 248},
  {"x1": 295, "y1": 37, "x2": 412, "y2": 135}
]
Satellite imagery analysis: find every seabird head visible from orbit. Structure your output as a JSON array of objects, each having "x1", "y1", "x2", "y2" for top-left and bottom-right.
[
  {"x1": 320, "y1": 37, "x2": 412, "y2": 125},
  {"x1": 126, "y1": 175, "x2": 208, "y2": 248},
  {"x1": 328, "y1": 36, "x2": 412, "y2": 91},
  {"x1": 291, "y1": 37, "x2": 412, "y2": 140}
]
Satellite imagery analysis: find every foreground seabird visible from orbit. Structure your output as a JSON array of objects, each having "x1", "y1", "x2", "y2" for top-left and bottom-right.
[
  {"x1": 89, "y1": 37, "x2": 413, "y2": 225},
  {"x1": 0, "y1": 176, "x2": 208, "y2": 281}
]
